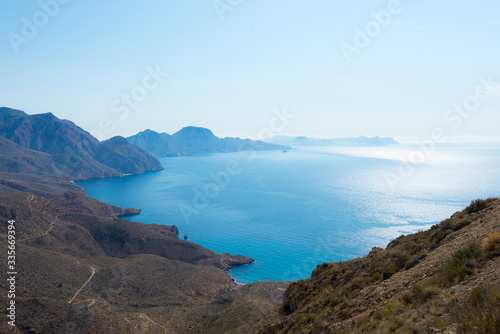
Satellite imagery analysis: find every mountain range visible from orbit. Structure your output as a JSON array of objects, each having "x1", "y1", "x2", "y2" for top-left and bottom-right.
[
  {"x1": 0, "y1": 108, "x2": 284, "y2": 333},
  {"x1": 127, "y1": 128, "x2": 292, "y2": 157},
  {"x1": 0, "y1": 107, "x2": 163, "y2": 198},
  {"x1": 0, "y1": 107, "x2": 498, "y2": 333},
  {"x1": 265, "y1": 135, "x2": 399, "y2": 147}
]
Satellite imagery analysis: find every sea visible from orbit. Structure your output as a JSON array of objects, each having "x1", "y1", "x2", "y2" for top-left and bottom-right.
[{"x1": 77, "y1": 144, "x2": 500, "y2": 283}]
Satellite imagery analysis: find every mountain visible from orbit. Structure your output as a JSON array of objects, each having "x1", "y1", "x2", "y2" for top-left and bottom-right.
[
  {"x1": 258, "y1": 198, "x2": 500, "y2": 333},
  {"x1": 0, "y1": 134, "x2": 82, "y2": 198},
  {"x1": 0, "y1": 191, "x2": 286, "y2": 334},
  {"x1": 127, "y1": 127, "x2": 291, "y2": 157},
  {"x1": 0, "y1": 107, "x2": 163, "y2": 190},
  {"x1": 95, "y1": 136, "x2": 163, "y2": 175},
  {"x1": 0, "y1": 108, "x2": 288, "y2": 333},
  {"x1": 265, "y1": 135, "x2": 400, "y2": 147}
]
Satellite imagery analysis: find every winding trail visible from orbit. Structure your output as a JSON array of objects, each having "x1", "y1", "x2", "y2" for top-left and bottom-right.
[
  {"x1": 68, "y1": 267, "x2": 96, "y2": 304},
  {"x1": 139, "y1": 314, "x2": 169, "y2": 333},
  {"x1": 19, "y1": 217, "x2": 58, "y2": 242},
  {"x1": 72, "y1": 299, "x2": 96, "y2": 307}
]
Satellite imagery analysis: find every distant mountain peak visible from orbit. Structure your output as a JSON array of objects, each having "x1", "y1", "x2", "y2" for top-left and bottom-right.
[
  {"x1": 174, "y1": 126, "x2": 216, "y2": 139},
  {"x1": 0, "y1": 108, "x2": 163, "y2": 185},
  {"x1": 35, "y1": 112, "x2": 58, "y2": 120},
  {"x1": 127, "y1": 126, "x2": 291, "y2": 157},
  {"x1": 266, "y1": 135, "x2": 399, "y2": 147},
  {"x1": 0, "y1": 107, "x2": 28, "y2": 118}
]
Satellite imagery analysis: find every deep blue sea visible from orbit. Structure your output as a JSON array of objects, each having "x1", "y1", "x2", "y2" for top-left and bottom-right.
[{"x1": 77, "y1": 144, "x2": 500, "y2": 283}]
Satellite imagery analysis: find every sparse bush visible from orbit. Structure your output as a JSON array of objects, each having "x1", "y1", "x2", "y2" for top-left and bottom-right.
[
  {"x1": 483, "y1": 231, "x2": 500, "y2": 258},
  {"x1": 370, "y1": 272, "x2": 381, "y2": 282},
  {"x1": 433, "y1": 242, "x2": 483, "y2": 288},
  {"x1": 382, "y1": 267, "x2": 396, "y2": 280},
  {"x1": 465, "y1": 199, "x2": 489, "y2": 214},
  {"x1": 458, "y1": 285, "x2": 500, "y2": 334},
  {"x1": 436, "y1": 231, "x2": 451, "y2": 243},
  {"x1": 453, "y1": 218, "x2": 472, "y2": 231},
  {"x1": 322, "y1": 296, "x2": 338, "y2": 308},
  {"x1": 401, "y1": 292, "x2": 414, "y2": 305},
  {"x1": 411, "y1": 284, "x2": 438, "y2": 303}
]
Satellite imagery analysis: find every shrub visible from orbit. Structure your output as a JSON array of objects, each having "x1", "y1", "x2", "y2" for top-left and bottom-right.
[
  {"x1": 370, "y1": 272, "x2": 381, "y2": 282},
  {"x1": 410, "y1": 284, "x2": 438, "y2": 303},
  {"x1": 483, "y1": 231, "x2": 500, "y2": 257},
  {"x1": 458, "y1": 285, "x2": 500, "y2": 333},
  {"x1": 436, "y1": 231, "x2": 451, "y2": 243},
  {"x1": 322, "y1": 296, "x2": 338, "y2": 308},
  {"x1": 433, "y1": 243, "x2": 483, "y2": 288},
  {"x1": 453, "y1": 218, "x2": 472, "y2": 231},
  {"x1": 401, "y1": 292, "x2": 414, "y2": 305},
  {"x1": 382, "y1": 267, "x2": 396, "y2": 280},
  {"x1": 465, "y1": 199, "x2": 489, "y2": 214}
]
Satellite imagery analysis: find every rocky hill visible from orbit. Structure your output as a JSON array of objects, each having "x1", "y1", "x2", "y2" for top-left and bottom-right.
[
  {"x1": 0, "y1": 191, "x2": 287, "y2": 334},
  {"x1": 0, "y1": 107, "x2": 164, "y2": 198},
  {"x1": 258, "y1": 199, "x2": 500, "y2": 333},
  {"x1": 0, "y1": 107, "x2": 163, "y2": 181},
  {"x1": 127, "y1": 127, "x2": 291, "y2": 157}
]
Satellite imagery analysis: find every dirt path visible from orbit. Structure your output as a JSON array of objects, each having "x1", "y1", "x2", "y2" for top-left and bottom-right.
[
  {"x1": 72, "y1": 299, "x2": 96, "y2": 307},
  {"x1": 139, "y1": 314, "x2": 169, "y2": 333},
  {"x1": 68, "y1": 267, "x2": 96, "y2": 304},
  {"x1": 19, "y1": 217, "x2": 58, "y2": 242}
]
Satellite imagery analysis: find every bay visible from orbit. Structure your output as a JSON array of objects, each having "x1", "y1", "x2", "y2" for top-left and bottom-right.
[{"x1": 77, "y1": 144, "x2": 500, "y2": 283}]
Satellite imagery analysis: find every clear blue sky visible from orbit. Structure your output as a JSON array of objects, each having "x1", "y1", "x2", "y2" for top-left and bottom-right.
[{"x1": 1, "y1": 0, "x2": 499, "y2": 142}]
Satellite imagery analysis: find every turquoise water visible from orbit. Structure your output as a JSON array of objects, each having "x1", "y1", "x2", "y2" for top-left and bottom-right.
[{"x1": 77, "y1": 144, "x2": 500, "y2": 283}]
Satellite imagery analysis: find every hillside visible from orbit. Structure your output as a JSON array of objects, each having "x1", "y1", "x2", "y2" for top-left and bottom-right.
[
  {"x1": 0, "y1": 107, "x2": 163, "y2": 181},
  {"x1": 0, "y1": 135, "x2": 82, "y2": 198},
  {"x1": 0, "y1": 191, "x2": 287, "y2": 334},
  {"x1": 127, "y1": 127, "x2": 291, "y2": 157},
  {"x1": 258, "y1": 199, "x2": 500, "y2": 333}
]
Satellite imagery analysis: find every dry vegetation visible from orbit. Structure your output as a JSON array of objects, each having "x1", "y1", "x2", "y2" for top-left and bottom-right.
[{"x1": 259, "y1": 199, "x2": 500, "y2": 334}]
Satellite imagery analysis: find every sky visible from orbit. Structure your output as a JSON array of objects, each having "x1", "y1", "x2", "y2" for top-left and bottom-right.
[{"x1": 0, "y1": 0, "x2": 499, "y2": 142}]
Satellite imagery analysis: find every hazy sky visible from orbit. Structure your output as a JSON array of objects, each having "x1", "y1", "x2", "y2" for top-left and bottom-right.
[{"x1": 1, "y1": 1, "x2": 499, "y2": 142}]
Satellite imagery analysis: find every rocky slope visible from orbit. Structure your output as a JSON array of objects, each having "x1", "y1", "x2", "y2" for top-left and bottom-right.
[
  {"x1": 258, "y1": 199, "x2": 500, "y2": 333},
  {"x1": 0, "y1": 134, "x2": 82, "y2": 198},
  {"x1": 0, "y1": 107, "x2": 163, "y2": 181},
  {"x1": 0, "y1": 191, "x2": 286, "y2": 334},
  {"x1": 127, "y1": 127, "x2": 291, "y2": 157}
]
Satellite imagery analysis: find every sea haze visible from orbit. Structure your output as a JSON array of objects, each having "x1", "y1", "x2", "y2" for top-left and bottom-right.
[{"x1": 77, "y1": 144, "x2": 500, "y2": 283}]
